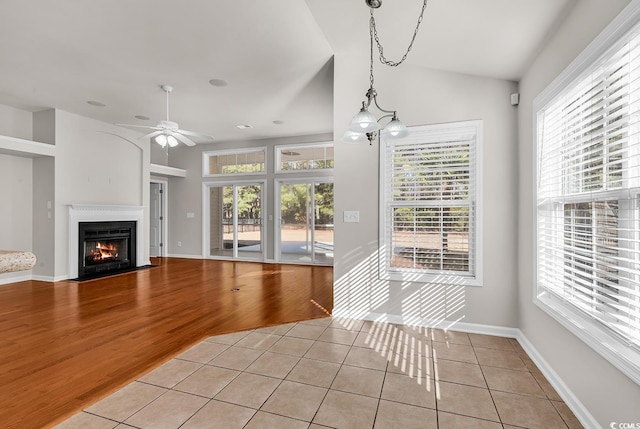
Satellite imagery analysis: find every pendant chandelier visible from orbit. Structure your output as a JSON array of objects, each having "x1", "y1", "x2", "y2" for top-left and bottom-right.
[{"x1": 344, "y1": 0, "x2": 428, "y2": 144}]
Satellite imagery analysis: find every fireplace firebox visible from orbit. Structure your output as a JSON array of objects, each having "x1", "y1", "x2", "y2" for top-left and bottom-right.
[{"x1": 78, "y1": 221, "x2": 137, "y2": 279}]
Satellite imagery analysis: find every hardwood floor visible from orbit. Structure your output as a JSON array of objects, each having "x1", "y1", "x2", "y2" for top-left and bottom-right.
[{"x1": 0, "y1": 258, "x2": 333, "y2": 429}]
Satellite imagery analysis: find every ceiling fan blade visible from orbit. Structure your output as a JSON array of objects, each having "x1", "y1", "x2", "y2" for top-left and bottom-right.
[
  {"x1": 142, "y1": 130, "x2": 164, "y2": 140},
  {"x1": 176, "y1": 129, "x2": 214, "y2": 140},
  {"x1": 115, "y1": 123, "x2": 161, "y2": 131},
  {"x1": 173, "y1": 132, "x2": 197, "y2": 147}
]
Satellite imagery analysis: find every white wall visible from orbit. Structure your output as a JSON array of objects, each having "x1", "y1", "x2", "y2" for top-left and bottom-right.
[
  {"x1": 0, "y1": 104, "x2": 32, "y2": 140},
  {"x1": 52, "y1": 110, "x2": 150, "y2": 277},
  {"x1": 518, "y1": 0, "x2": 640, "y2": 425},
  {"x1": 333, "y1": 54, "x2": 519, "y2": 327}
]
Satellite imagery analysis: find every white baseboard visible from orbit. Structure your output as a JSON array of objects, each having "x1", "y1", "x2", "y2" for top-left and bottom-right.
[
  {"x1": 166, "y1": 253, "x2": 204, "y2": 259},
  {"x1": 515, "y1": 330, "x2": 599, "y2": 429},
  {"x1": 332, "y1": 310, "x2": 597, "y2": 429},
  {"x1": 0, "y1": 273, "x2": 32, "y2": 285}
]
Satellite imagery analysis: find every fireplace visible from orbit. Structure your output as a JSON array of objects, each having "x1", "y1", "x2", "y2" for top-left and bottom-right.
[{"x1": 78, "y1": 221, "x2": 137, "y2": 279}]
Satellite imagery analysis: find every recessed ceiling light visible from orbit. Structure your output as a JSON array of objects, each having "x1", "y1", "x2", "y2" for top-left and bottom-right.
[
  {"x1": 87, "y1": 100, "x2": 106, "y2": 107},
  {"x1": 134, "y1": 115, "x2": 150, "y2": 120},
  {"x1": 273, "y1": 120, "x2": 284, "y2": 125},
  {"x1": 236, "y1": 124, "x2": 253, "y2": 129},
  {"x1": 209, "y1": 79, "x2": 228, "y2": 87}
]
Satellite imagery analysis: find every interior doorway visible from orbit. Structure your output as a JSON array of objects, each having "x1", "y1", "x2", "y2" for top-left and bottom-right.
[{"x1": 149, "y1": 180, "x2": 167, "y2": 257}]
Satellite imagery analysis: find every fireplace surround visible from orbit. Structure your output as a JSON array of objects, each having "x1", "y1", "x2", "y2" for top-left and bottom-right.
[{"x1": 68, "y1": 205, "x2": 146, "y2": 279}]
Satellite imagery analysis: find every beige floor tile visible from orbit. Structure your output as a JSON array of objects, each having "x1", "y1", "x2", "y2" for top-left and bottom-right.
[
  {"x1": 552, "y1": 401, "x2": 584, "y2": 429},
  {"x1": 474, "y1": 347, "x2": 526, "y2": 370},
  {"x1": 300, "y1": 317, "x2": 334, "y2": 327},
  {"x1": 437, "y1": 411, "x2": 502, "y2": 429},
  {"x1": 313, "y1": 390, "x2": 378, "y2": 429},
  {"x1": 430, "y1": 329, "x2": 471, "y2": 345},
  {"x1": 268, "y1": 336, "x2": 315, "y2": 357},
  {"x1": 436, "y1": 381, "x2": 499, "y2": 422},
  {"x1": 469, "y1": 333, "x2": 515, "y2": 350},
  {"x1": 344, "y1": 346, "x2": 389, "y2": 371},
  {"x1": 181, "y1": 400, "x2": 255, "y2": 429},
  {"x1": 508, "y1": 337, "x2": 528, "y2": 356},
  {"x1": 285, "y1": 323, "x2": 327, "y2": 340},
  {"x1": 245, "y1": 351, "x2": 299, "y2": 379},
  {"x1": 245, "y1": 411, "x2": 310, "y2": 429},
  {"x1": 137, "y1": 359, "x2": 202, "y2": 388},
  {"x1": 434, "y1": 359, "x2": 486, "y2": 388},
  {"x1": 254, "y1": 322, "x2": 297, "y2": 335},
  {"x1": 176, "y1": 341, "x2": 229, "y2": 364},
  {"x1": 482, "y1": 365, "x2": 546, "y2": 397},
  {"x1": 492, "y1": 390, "x2": 567, "y2": 429},
  {"x1": 329, "y1": 317, "x2": 365, "y2": 331},
  {"x1": 381, "y1": 372, "x2": 436, "y2": 409},
  {"x1": 173, "y1": 365, "x2": 239, "y2": 398},
  {"x1": 54, "y1": 412, "x2": 118, "y2": 429},
  {"x1": 304, "y1": 341, "x2": 350, "y2": 363},
  {"x1": 214, "y1": 372, "x2": 281, "y2": 409},
  {"x1": 205, "y1": 330, "x2": 252, "y2": 345},
  {"x1": 392, "y1": 323, "x2": 432, "y2": 344},
  {"x1": 318, "y1": 327, "x2": 359, "y2": 345},
  {"x1": 388, "y1": 330, "x2": 431, "y2": 359},
  {"x1": 387, "y1": 351, "x2": 433, "y2": 380},
  {"x1": 353, "y1": 330, "x2": 398, "y2": 354},
  {"x1": 208, "y1": 345, "x2": 263, "y2": 371},
  {"x1": 235, "y1": 332, "x2": 282, "y2": 350},
  {"x1": 531, "y1": 370, "x2": 563, "y2": 401},
  {"x1": 124, "y1": 390, "x2": 208, "y2": 429},
  {"x1": 261, "y1": 380, "x2": 327, "y2": 421},
  {"x1": 431, "y1": 341, "x2": 477, "y2": 364},
  {"x1": 374, "y1": 399, "x2": 437, "y2": 429},
  {"x1": 85, "y1": 381, "x2": 167, "y2": 421},
  {"x1": 331, "y1": 365, "x2": 385, "y2": 398},
  {"x1": 286, "y1": 357, "x2": 341, "y2": 388}
]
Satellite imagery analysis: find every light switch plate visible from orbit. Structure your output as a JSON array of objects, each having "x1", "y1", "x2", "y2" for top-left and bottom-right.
[{"x1": 344, "y1": 210, "x2": 360, "y2": 223}]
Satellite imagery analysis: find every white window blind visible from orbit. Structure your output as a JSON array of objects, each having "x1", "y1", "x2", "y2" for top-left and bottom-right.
[
  {"x1": 381, "y1": 121, "x2": 482, "y2": 285},
  {"x1": 536, "y1": 24, "x2": 640, "y2": 368}
]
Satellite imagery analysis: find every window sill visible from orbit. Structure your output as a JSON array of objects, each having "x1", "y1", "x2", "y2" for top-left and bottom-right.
[
  {"x1": 535, "y1": 290, "x2": 640, "y2": 386},
  {"x1": 382, "y1": 270, "x2": 482, "y2": 287}
]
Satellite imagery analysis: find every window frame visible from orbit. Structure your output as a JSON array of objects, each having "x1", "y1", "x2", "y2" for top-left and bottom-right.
[
  {"x1": 274, "y1": 142, "x2": 334, "y2": 174},
  {"x1": 379, "y1": 120, "x2": 483, "y2": 286},
  {"x1": 533, "y1": 0, "x2": 640, "y2": 386},
  {"x1": 202, "y1": 147, "x2": 267, "y2": 177}
]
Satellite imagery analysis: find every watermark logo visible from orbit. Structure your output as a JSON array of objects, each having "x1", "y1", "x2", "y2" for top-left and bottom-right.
[{"x1": 610, "y1": 423, "x2": 640, "y2": 429}]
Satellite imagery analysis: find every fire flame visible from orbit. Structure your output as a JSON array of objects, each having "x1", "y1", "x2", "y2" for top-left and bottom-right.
[{"x1": 88, "y1": 242, "x2": 119, "y2": 262}]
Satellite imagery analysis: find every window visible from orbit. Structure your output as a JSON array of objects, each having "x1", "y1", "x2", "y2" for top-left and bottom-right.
[
  {"x1": 203, "y1": 148, "x2": 266, "y2": 176},
  {"x1": 275, "y1": 143, "x2": 334, "y2": 172},
  {"x1": 380, "y1": 120, "x2": 482, "y2": 286},
  {"x1": 535, "y1": 5, "x2": 640, "y2": 384}
]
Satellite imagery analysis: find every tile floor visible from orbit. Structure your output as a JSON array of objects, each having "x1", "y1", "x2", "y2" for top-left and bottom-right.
[{"x1": 55, "y1": 317, "x2": 583, "y2": 429}]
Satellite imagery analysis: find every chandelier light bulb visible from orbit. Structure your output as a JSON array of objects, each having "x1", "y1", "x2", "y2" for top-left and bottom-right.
[
  {"x1": 383, "y1": 116, "x2": 409, "y2": 138},
  {"x1": 349, "y1": 105, "x2": 381, "y2": 133},
  {"x1": 343, "y1": 130, "x2": 368, "y2": 144}
]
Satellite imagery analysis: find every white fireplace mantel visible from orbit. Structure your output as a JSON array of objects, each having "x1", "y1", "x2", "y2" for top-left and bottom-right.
[{"x1": 68, "y1": 205, "x2": 145, "y2": 279}]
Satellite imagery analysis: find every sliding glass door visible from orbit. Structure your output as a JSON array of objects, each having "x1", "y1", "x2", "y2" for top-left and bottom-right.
[
  {"x1": 207, "y1": 182, "x2": 264, "y2": 260},
  {"x1": 277, "y1": 180, "x2": 333, "y2": 265}
]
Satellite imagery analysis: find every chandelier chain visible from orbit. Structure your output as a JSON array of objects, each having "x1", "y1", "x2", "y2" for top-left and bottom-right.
[{"x1": 369, "y1": 0, "x2": 428, "y2": 67}]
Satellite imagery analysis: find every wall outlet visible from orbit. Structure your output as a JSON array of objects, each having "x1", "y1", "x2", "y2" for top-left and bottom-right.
[
  {"x1": 186, "y1": 212, "x2": 195, "y2": 218},
  {"x1": 344, "y1": 210, "x2": 360, "y2": 223},
  {"x1": 178, "y1": 241, "x2": 182, "y2": 247}
]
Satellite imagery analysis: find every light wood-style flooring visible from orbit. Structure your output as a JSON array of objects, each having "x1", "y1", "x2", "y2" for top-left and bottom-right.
[{"x1": 0, "y1": 258, "x2": 333, "y2": 429}]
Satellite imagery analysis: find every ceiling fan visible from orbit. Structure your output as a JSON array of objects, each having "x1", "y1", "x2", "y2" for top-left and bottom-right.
[{"x1": 117, "y1": 85, "x2": 213, "y2": 147}]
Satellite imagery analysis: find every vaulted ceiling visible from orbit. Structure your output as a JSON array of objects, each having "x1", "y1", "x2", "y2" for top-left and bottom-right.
[{"x1": 0, "y1": 0, "x2": 575, "y2": 143}]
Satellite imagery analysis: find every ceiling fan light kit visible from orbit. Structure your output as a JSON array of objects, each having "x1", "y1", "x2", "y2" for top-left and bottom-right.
[
  {"x1": 116, "y1": 84, "x2": 213, "y2": 148},
  {"x1": 345, "y1": 0, "x2": 427, "y2": 144}
]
